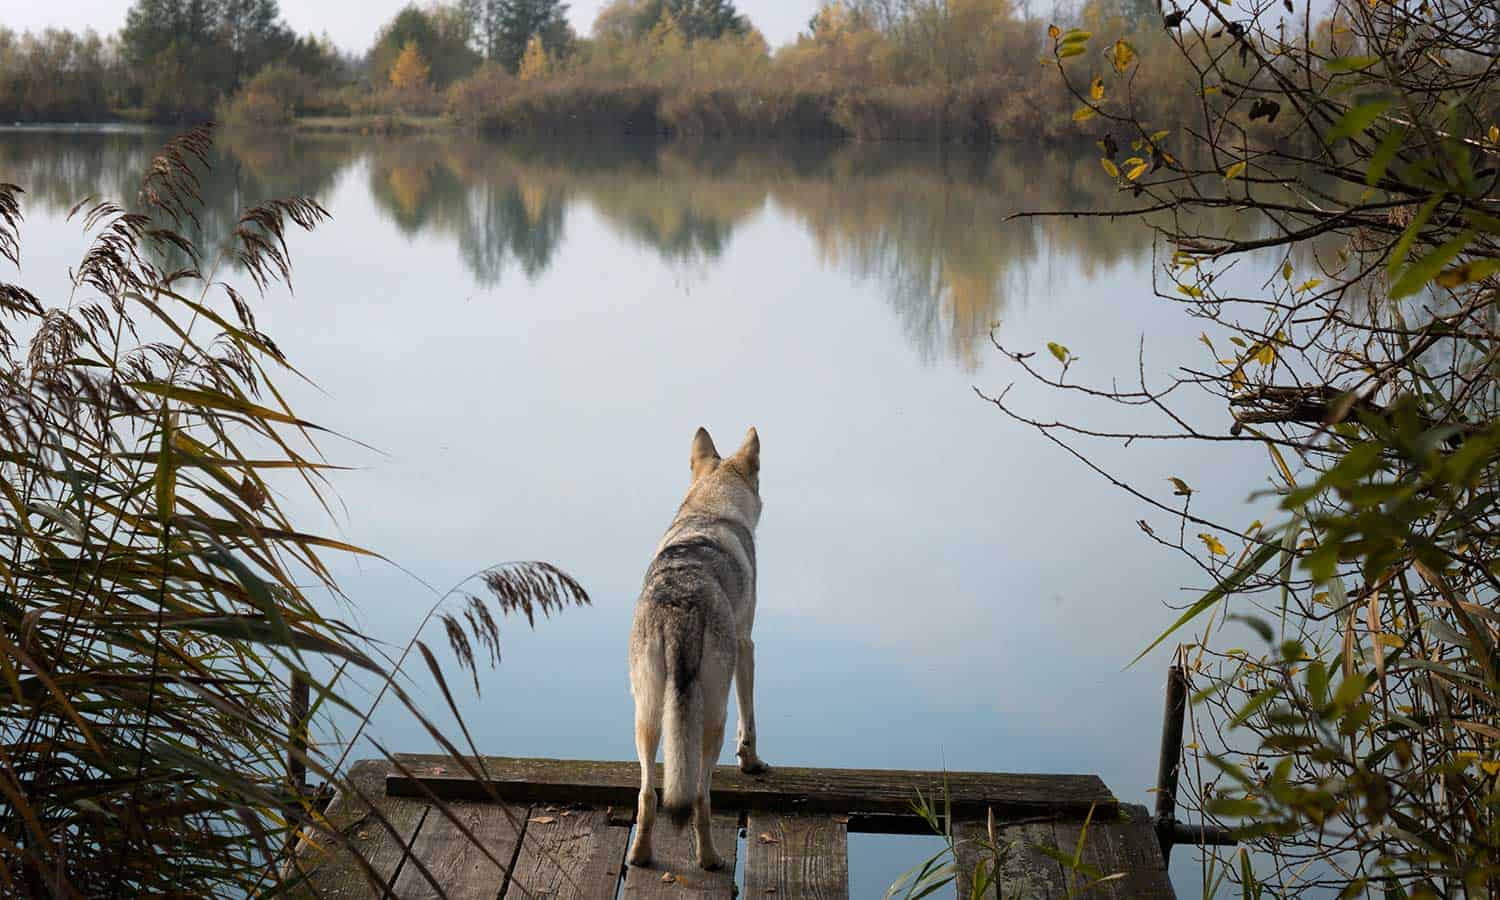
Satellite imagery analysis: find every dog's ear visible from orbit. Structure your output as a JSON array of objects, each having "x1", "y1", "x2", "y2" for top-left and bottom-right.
[
  {"x1": 734, "y1": 427, "x2": 760, "y2": 477},
  {"x1": 690, "y1": 427, "x2": 721, "y2": 480}
]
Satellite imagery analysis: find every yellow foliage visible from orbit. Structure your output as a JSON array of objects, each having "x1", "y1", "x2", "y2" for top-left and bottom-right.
[
  {"x1": 390, "y1": 41, "x2": 430, "y2": 90},
  {"x1": 519, "y1": 35, "x2": 552, "y2": 81}
]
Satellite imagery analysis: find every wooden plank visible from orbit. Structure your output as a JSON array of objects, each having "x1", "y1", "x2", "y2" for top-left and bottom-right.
[
  {"x1": 390, "y1": 798, "x2": 527, "y2": 900},
  {"x1": 505, "y1": 807, "x2": 630, "y2": 899},
  {"x1": 621, "y1": 812, "x2": 739, "y2": 898},
  {"x1": 955, "y1": 819, "x2": 1067, "y2": 900},
  {"x1": 388, "y1": 755, "x2": 1114, "y2": 826},
  {"x1": 1084, "y1": 804, "x2": 1174, "y2": 900},
  {"x1": 744, "y1": 812, "x2": 848, "y2": 899},
  {"x1": 1052, "y1": 809, "x2": 1175, "y2": 900},
  {"x1": 285, "y1": 758, "x2": 428, "y2": 898}
]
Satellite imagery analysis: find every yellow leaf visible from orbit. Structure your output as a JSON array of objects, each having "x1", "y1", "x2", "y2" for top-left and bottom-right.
[
  {"x1": 1151, "y1": 129, "x2": 1170, "y2": 142},
  {"x1": 1483, "y1": 760, "x2": 1500, "y2": 777},
  {"x1": 1489, "y1": 125, "x2": 1499, "y2": 143},
  {"x1": 1203, "y1": 85, "x2": 1220, "y2": 95},
  {"x1": 1168, "y1": 477, "x2": 1193, "y2": 496},
  {"x1": 1111, "y1": 39, "x2": 1136, "y2": 72},
  {"x1": 1255, "y1": 342, "x2": 1276, "y2": 366},
  {"x1": 1224, "y1": 161, "x2": 1247, "y2": 179},
  {"x1": 1048, "y1": 23, "x2": 1061, "y2": 39},
  {"x1": 1177, "y1": 283, "x2": 1203, "y2": 298},
  {"x1": 1313, "y1": 591, "x2": 1331, "y2": 605},
  {"x1": 1090, "y1": 76, "x2": 1104, "y2": 100},
  {"x1": 1047, "y1": 341, "x2": 1069, "y2": 361},
  {"x1": 1282, "y1": 260, "x2": 1293, "y2": 282},
  {"x1": 1073, "y1": 105, "x2": 1096, "y2": 121},
  {"x1": 1295, "y1": 278, "x2": 1322, "y2": 293},
  {"x1": 1267, "y1": 443, "x2": 1294, "y2": 484},
  {"x1": 1126, "y1": 161, "x2": 1149, "y2": 180},
  {"x1": 1198, "y1": 533, "x2": 1229, "y2": 555},
  {"x1": 1100, "y1": 157, "x2": 1120, "y2": 177},
  {"x1": 1374, "y1": 634, "x2": 1406, "y2": 648}
]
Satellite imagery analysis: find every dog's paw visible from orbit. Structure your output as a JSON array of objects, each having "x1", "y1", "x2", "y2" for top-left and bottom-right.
[{"x1": 626, "y1": 840, "x2": 652, "y2": 868}]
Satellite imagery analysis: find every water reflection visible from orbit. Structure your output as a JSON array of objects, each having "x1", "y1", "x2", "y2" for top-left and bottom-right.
[
  {"x1": 1, "y1": 125, "x2": 1278, "y2": 896},
  {"x1": 1, "y1": 128, "x2": 1176, "y2": 368}
]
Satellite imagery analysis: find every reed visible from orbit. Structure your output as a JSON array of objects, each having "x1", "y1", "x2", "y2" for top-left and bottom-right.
[{"x1": 0, "y1": 125, "x2": 587, "y2": 895}]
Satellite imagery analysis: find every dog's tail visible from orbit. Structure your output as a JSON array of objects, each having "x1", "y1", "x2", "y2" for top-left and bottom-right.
[{"x1": 660, "y1": 613, "x2": 704, "y2": 827}]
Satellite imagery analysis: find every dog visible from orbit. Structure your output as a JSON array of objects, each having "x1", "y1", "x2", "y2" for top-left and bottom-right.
[{"x1": 626, "y1": 426, "x2": 768, "y2": 871}]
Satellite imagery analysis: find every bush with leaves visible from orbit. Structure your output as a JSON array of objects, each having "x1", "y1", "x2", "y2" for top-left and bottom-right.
[{"x1": 987, "y1": 0, "x2": 1500, "y2": 895}]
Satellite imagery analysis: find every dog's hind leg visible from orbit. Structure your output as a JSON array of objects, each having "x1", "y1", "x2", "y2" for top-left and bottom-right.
[
  {"x1": 734, "y1": 637, "x2": 768, "y2": 774},
  {"x1": 694, "y1": 698, "x2": 728, "y2": 870},
  {"x1": 627, "y1": 697, "x2": 660, "y2": 867}
]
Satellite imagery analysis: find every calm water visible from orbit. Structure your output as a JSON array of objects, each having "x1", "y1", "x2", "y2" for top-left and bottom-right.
[{"x1": 4, "y1": 126, "x2": 1274, "y2": 896}]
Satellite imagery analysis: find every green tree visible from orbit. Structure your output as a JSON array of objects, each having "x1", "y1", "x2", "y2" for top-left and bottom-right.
[
  {"x1": 487, "y1": 0, "x2": 572, "y2": 72},
  {"x1": 367, "y1": 4, "x2": 480, "y2": 86}
]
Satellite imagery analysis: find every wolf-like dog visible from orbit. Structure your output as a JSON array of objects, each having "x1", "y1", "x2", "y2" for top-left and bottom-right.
[{"x1": 626, "y1": 426, "x2": 768, "y2": 871}]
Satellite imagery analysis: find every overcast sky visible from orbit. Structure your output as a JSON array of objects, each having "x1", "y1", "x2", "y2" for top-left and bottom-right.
[{"x1": 5, "y1": 0, "x2": 821, "y2": 53}]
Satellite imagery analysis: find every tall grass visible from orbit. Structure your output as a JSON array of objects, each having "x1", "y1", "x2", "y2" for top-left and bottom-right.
[{"x1": 0, "y1": 125, "x2": 588, "y2": 894}]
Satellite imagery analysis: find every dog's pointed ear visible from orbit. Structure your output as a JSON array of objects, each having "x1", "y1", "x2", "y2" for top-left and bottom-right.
[
  {"x1": 735, "y1": 427, "x2": 760, "y2": 477},
  {"x1": 690, "y1": 427, "x2": 720, "y2": 479}
]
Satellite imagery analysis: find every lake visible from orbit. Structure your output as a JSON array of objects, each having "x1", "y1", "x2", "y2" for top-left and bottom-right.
[{"x1": 3, "y1": 125, "x2": 1273, "y2": 896}]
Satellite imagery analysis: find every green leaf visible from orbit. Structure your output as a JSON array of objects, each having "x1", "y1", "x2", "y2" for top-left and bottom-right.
[
  {"x1": 1434, "y1": 257, "x2": 1500, "y2": 288},
  {"x1": 1326, "y1": 96, "x2": 1393, "y2": 143},
  {"x1": 1387, "y1": 194, "x2": 1441, "y2": 275},
  {"x1": 1390, "y1": 230, "x2": 1475, "y2": 298},
  {"x1": 165, "y1": 615, "x2": 380, "y2": 672},
  {"x1": 1365, "y1": 127, "x2": 1407, "y2": 186},
  {"x1": 1048, "y1": 341, "x2": 1069, "y2": 361},
  {"x1": 1326, "y1": 55, "x2": 1379, "y2": 72}
]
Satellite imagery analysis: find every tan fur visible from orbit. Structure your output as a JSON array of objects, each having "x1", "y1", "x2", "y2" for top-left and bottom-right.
[{"x1": 626, "y1": 426, "x2": 766, "y2": 872}]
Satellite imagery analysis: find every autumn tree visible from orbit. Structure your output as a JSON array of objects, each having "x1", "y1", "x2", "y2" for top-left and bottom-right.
[
  {"x1": 483, "y1": 0, "x2": 573, "y2": 73},
  {"x1": 367, "y1": 5, "x2": 479, "y2": 87},
  {"x1": 517, "y1": 33, "x2": 551, "y2": 79},
  {"x1": 389, "y1": 40, "x2": 431, "y2": 89}
]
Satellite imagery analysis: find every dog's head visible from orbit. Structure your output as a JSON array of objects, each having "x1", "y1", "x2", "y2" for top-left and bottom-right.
[{"x1": 689, "y1": 426, "x2": 760, "y2": 499}]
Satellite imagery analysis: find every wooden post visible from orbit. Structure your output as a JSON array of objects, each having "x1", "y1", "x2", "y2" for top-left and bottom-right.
[
  {"x1": 289, "y1": 670, "x2": 309, "y2": 797},
  {"x1": 1154, "y1": 662, "x2": 1235, "y2": 861}
]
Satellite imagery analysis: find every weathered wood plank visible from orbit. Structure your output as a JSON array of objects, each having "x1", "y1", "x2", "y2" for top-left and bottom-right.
[
  {"x1": 744, "y1": 812, "x2": 848, "y2": 899},
  {"x1": 388, "y1": 755, "x2": 1114, "y2": 826},
  {"x1": 954, "y1": 819, "x2": 1067, "y2": 900},
  {"x1": 390, "y1": 798, "x2": 526, "y2": 900},
  {"x1": 1053, "y1": 808, "x2": 1174, "y2": 900},
  {"x1": 504, "y1": 807, "x2": 629, "y2": 899},
  {"x1": 1086, "y1": 804, "x2": 1174, "y2": 900},
  {"x1": 286, "y1": 758, "x2": 428, "y2": 898},
  {"x1": 621, "y1": 813, "x2": 739, "y2": 898}
]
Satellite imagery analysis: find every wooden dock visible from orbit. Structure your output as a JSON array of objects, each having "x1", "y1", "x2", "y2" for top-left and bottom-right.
[{"x1": 286, "y1": 754, "x2": 1175, "y2": 898}]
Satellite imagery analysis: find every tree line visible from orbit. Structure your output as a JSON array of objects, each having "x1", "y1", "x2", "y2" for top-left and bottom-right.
[{"x1": 0, "y1": 0, "x2": 1183, "y2": 142}]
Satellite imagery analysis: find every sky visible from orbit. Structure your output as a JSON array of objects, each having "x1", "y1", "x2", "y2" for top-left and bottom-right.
[{"x1": 2, "y1": 0, "x2": 820, "y2": 54}]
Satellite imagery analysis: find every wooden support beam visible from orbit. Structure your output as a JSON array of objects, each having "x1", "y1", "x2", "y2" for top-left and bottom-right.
[
  {"x1": 505, "y1": 807, "x2": 630, "y2": 899},
  {"x1": 386, "y1": 755, "x2": 1114, "y2": 829},
  {"x1": 745, "y1": 812, "x2": 849, "y2": 899},
  {"x1": 621, "y1": 812, "x2": 739, "y2": 898},
  {"x1": 285, "y1": 758, "x2": 428, "y2": 899},
  {"x1": 390, "y1": 798, "x2": 526, "y2": 900}
]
